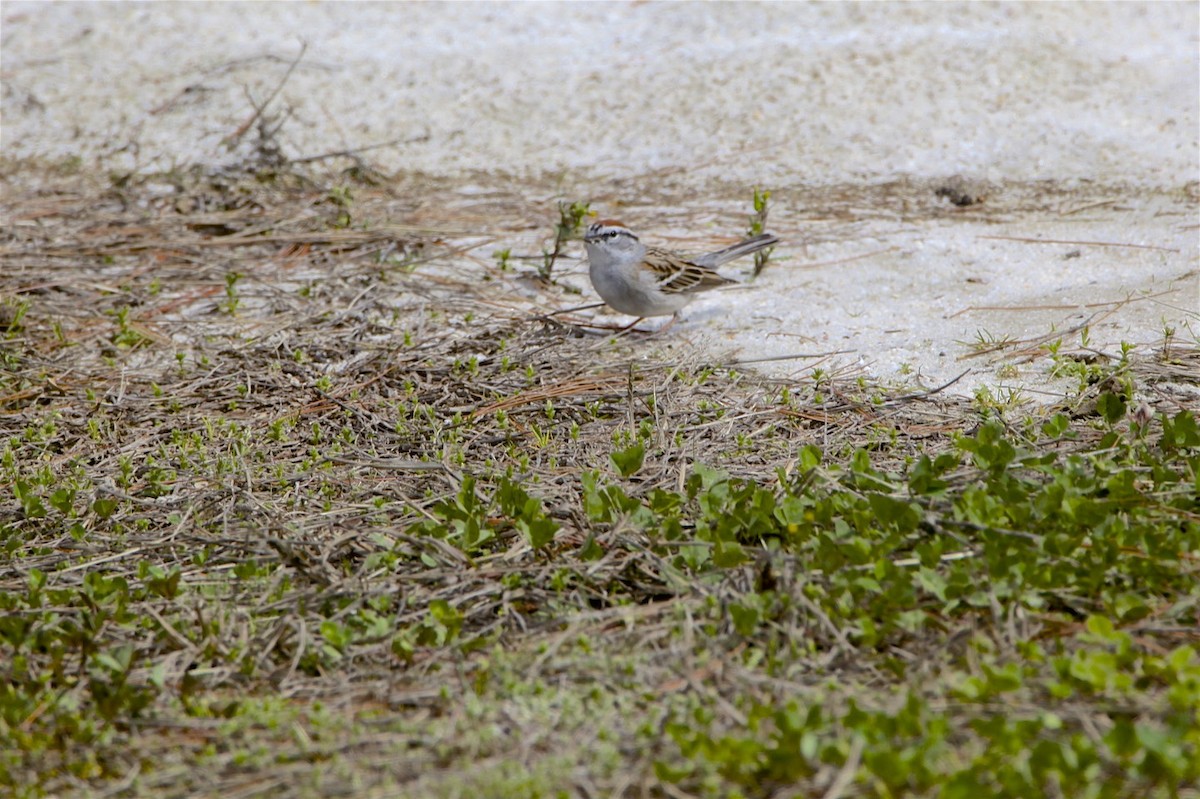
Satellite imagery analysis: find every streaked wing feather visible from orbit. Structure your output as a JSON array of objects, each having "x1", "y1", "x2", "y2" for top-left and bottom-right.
[{"x1": 643, "y1": 249, "x2": 736, "y2": 295}]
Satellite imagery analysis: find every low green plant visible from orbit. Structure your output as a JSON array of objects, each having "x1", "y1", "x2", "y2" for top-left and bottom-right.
[
  {"x1": 638, "y1": 409, "x2": 1200, "y2": 796},
  {"x1": 541, "y1": 200, "x2": 590, "y2": 280},
  {"x1": 747, "y1": 187, "x2": 774, "y2": 277},
  {"x1": 327, "y1": 185, "x2": 353, "y2": 228},
  {"x1": 494, "y1": 248, "x2": 512, "y2": 271}
]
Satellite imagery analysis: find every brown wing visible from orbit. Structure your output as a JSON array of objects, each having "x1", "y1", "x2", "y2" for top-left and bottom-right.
[{"x1": 643, "y1": 248, "x2": 737, "y2": 295}]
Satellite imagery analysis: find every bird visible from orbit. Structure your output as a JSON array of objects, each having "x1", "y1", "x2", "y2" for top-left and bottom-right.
[{"x1": 582, "y1": 220, "x2": 778, "y2": 328}]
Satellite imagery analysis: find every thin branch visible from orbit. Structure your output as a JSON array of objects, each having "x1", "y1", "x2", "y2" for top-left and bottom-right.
[
  {"x1": 223, "y1": 40, "x2": 308, "y2": 148},
  {"x1": 978, "y1": 234, "x2": 1179, "y2": 253}
]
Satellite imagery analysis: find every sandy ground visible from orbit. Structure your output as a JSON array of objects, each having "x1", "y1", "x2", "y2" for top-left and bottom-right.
[{"x1": 3, "y1": 1, "x2": 1198, "y2": 399}]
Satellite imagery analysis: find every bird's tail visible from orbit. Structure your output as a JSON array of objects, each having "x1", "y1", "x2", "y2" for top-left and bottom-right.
[{"x1": 694, "y1": 233, "x2": 780, "y2": 268}]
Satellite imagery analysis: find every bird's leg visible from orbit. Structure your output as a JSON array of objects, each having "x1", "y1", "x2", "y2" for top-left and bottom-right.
[
  {"x1": 615, "y1": 317, "x2": 647, "y2": 336},
  {"x1": 656, "y1": 313, "x2": 679, "y2": 334}
]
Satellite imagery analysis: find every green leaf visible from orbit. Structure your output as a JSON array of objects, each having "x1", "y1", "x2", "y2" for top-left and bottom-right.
[
  {"x1": 653, "y1": 759, "x2": 693, "y2": 783},
  {"x1": 867, "y1": 493, "x2": 921, "y2": 532},
  {"x1": 729, "y1": 602, "x2": 760, "y2": 636},
  {"x1": 92, "y1": 496, "x2": 119, "y2": 519},
  {"x1": 1161, "y1": 409, "x2": 1200, "y2": 450},
  {"x1": 1097, "y1": 392, "x2": 1127, "y2": 426},
  {"x1": 959, "y1": 421, "x2": 1019, "y2": 472},
  {"x1": 610, "y1": 442, "x2": 645, "y2": 477},
  {"x1": 578, "y1": 534, "x2": 604, "y2": 561},
  {"x1": 1041, "y1": 413, "x2": 1070, "y2": 437},
  {"x1": 49, "y1": 487, "x2": 76, "y2": 516},
  {"x1": 581, "y1": 470, "x2": 607, "y2": 522},
  {"x1": 421, "y1": 599, "x2": 463, "y2": 646},
  {"x1": 687, "y1": 463, "x2": 730, "y2": 495},
  {"x1": 14, "y1": 480, "x2": 46, "y2": 518},
  {"x1": 519, "y1": 516, "x2": 558, "y2": 549},
  {"x1": 915, "y1": 567, "x2": 948, "y2": 602},
  {"x1": 798, "y1": 444, "x2": 822, "y2": 471},
  {"x1": 908, "y1": 455, "x2": 940, "y2": 495},
  {"x1": 713, "y1": 538, "x2": 748, "y2": 568},
  {"x1": 320, "y1": 621, "x2": 352, "y2": 651}
]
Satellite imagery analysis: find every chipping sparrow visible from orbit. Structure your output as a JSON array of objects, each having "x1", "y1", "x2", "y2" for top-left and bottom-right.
[{"x1": 583, "y1": 220, "x2": 779, "y2": 320}]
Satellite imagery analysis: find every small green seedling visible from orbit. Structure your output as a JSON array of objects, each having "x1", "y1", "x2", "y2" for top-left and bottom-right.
[
  {"x1": 747, "y1": 187, "x2": 774, "y2": 277},
  {"x1": 541, "y1": 200, "x2": 591, "y2": 280}
]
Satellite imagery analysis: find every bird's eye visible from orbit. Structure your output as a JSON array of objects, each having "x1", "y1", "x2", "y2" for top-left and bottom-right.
[{"x1": 606, "y1": 231, "x2": 617, "y2": 239}]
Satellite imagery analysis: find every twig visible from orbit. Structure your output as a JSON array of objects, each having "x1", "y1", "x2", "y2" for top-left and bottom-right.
[
  {"x1": 290, "y1": 134, "x2": 431, "y2": 165},
  {"x1": 820, "y1": 735, "x2": 865, "y2": 799},
  {"x1": 323, "y1": 456, "x2": 445, "y2": 471},
  {"x1": 723, "y1": 350, "x2": 854, "y2": 367},
  {"x1": 1058, "y1": 199, "x2": 1118, "y2": 216},
  {"x1": 539, "y1": 302, "x2": 607, "y2": 318},
  {"x1": 223, "y1": 40, "x2": 308, "y2": 148},
  {"x1": 800, "y1": 247, "x2": 896, "y2": 270},
  {"x1": 978, "y1": 234, "x2": 1179, "y2": 253},
  {"x1": 885, "y1": 368, "x2": 971, "y2": 403},
  {"x1": 947, "y1": 287, "x2": 1186, "y2": 320}
]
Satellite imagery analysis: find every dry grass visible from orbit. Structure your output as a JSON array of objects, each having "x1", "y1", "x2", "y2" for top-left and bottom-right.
[{"x1": 2, "y1": 163, "x2": 1197, "y2": 798}]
